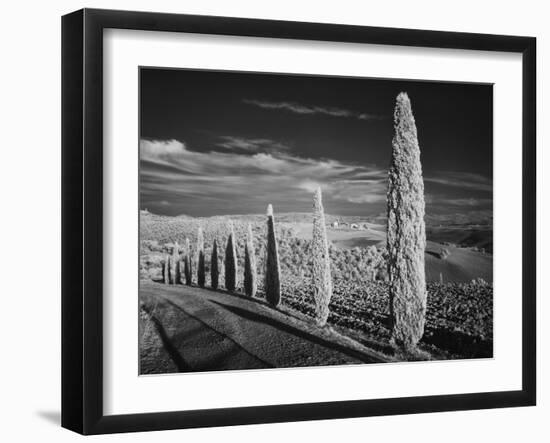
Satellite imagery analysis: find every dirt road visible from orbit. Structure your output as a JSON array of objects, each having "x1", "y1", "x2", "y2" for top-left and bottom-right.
[{"x1": 139, "y1": 281, "x2": 388, "y2": 374}]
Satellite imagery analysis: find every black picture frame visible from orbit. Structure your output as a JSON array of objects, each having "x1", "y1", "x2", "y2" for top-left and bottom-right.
[{"x1": 61, "y1": 8, "x2": 536, "y2": 435}]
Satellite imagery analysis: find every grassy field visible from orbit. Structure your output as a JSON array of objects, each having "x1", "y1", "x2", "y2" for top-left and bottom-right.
[{"x1": 280, "y1": 279, "x2": 492, "y2": 359}]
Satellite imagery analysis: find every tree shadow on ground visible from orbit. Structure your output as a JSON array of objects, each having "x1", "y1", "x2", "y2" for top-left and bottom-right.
[
  {"x1": 141, "y1": 303, "x2": 193, "y2": 371},
  {"x1": 160, "y1": 298, "x2": 274, "y2": 370},
  {"x1": 199, "y1": 286, "x2": 308, "y2": 323},
  {"x1": 164, "y1": 282, "x2": 394, "y2": 360},
  {"x1": 210, "y1": 300, "x2": 385, "y2": 364},
  {"x1": 339, "y1": 332, "x2": 395, "y2": 356}
]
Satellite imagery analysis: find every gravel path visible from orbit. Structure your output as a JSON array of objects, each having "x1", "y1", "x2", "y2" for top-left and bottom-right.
[{"x1": 139, "y1": 281, "x2": 388, "y2": 374}]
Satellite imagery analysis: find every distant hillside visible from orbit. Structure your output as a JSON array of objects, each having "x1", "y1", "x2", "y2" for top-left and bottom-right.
[
  {"x1": 142, "y1": 211, "x2": 492, "y2": 252},
  {"x1": 141, "y1": 210, "x2": 375, "y2": 228},
  {"x1": 427, "y1": 227, "x2": 493, "y2": 253}
]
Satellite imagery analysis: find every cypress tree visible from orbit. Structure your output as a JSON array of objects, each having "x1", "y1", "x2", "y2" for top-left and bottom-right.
[
  {"x1": 312, "y1": 187, "x2": 332, "y2": 326},
  {"x1": 387, "y1": 92, "x2": 427, "y2": 351},
  {"x1": 224, "y1": 222, "x2": 238, "y2": 291},
  {"x1": 184, "y1": 237, "x2": 192, "y2": 286},
  {"x1": 243, "y1": 223, "x2": 257, "y2": 297},
  {"x1": 197, "y1": 227, "x2": 205, "y2": 287},
  {"x1": 172, "y1": 241, "x2": 181, "y2": 285},
  {"x1": 265, "y1": 204, "x2": 281, "y2": 307},
  {"x1": 211, "y1": 238, "x2": 219, "y2": 289},
  {"x1": 163, "y1": 254, "x2": 170, "y2": 284}
]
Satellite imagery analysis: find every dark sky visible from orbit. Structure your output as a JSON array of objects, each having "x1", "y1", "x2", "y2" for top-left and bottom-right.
[{"x1": 140, "y1": 67, "x2": 492, "y2": 224}]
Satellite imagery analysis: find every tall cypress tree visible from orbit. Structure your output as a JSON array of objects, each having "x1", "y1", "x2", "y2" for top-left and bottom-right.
[
  {"x1": 172, "y1": 241, "x2": 181, "y2": 285},
  {"x1": 312, "y1": 187, "x2": 332, "y2": 326},
  {"x1": 224, "y1": 222, "x2": 237, "y2": 291},
  {"x1": 265, "y1": 204, "x2": 281, "y2": 307},
  {"x1": 243, "y1": 223, "x2": 257, "y2": 297},
  {"x1": 197, "y1": 227, "x2": 205, "y2": 287},
  {"x1": 211, "y1": 238, "x2": 219, "y2": 289},
  {"x1": 163, "y1": 254, "x2": 170, "y2": 284},
  {"x1": 387, "y1": 92, "x2": 427, "y2": 351},
  {"x1": 184, "y1": 237, "x2": 192, "y2": 286}
]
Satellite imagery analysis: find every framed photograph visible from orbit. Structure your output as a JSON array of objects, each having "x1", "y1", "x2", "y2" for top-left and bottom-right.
[{"x1": 61, "y1": 8, "x2": 536, "y2": 435}]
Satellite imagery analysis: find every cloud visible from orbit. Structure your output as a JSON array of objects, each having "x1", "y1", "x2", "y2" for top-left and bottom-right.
[
  {"x1": 326, "y1": 179, "x2": 387, "y2": 204},
  {"x1": 297, "y1": 180, "x2": 322, "y2": 194},
  {"x1": 425, "y1": 172, "x2": 492, "y2": 192},
  {"x1": 140, "y1": 139, "x2": 492, "y2": 223},
  {"x1": 140, "y1": 139, "x2": 186, "y2": 159},
  {"x1": 242, "y1": 99, "x2": 383, "y2": 121},
  {"x1": 216, "y1": 136, "x2": 291, "y2": 152},
  {"x1": 139, "y1": 138, "x2": 388, "y2": 214}
]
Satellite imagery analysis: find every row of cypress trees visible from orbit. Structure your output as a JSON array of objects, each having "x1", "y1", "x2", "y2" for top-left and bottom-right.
[
  {"x1": 160, "y1": 207, "x2": 280, "y2": 306},
  {"x1": 163, "y1": 239, "x2": 192, "y2": 285},
  {"x1": 159, "y1": 191, "x2": 330, "y2": 321}
]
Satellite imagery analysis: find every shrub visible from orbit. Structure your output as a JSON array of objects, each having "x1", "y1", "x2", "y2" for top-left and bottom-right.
[
  {"x1": 265, "y1": 204, "x2": 281, "y2": 307},
  {"x1": 471, "y1": 277, "x2": 488, "y2": 286},
  {"x1": 197, "y1": 227, "x2": 205, "y2": 287},
  {"x1": 244, "y1": 223, "x2": 257, "y2": 297},
  {"x1": 311, "y1": 187, "x2": 332, "y2": 326},
  {"x1": 225, "y1": 222, "x2": 238, "y2": 291},
  {"x1": 387, "y1": 92, "x2": 427, "y2": 351},
  {"x1": 211, "y1": 238, "x2": 219, "y2": 289}
]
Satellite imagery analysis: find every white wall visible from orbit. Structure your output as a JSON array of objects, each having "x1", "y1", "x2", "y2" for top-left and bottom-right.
[{"x1": 0, "y1": 0, "x2": 546, "y2": 441}]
